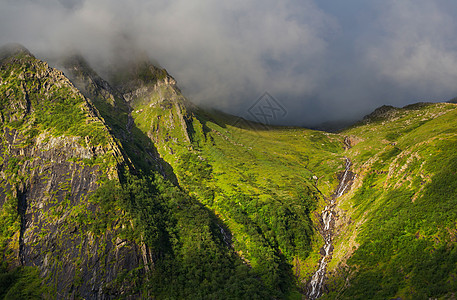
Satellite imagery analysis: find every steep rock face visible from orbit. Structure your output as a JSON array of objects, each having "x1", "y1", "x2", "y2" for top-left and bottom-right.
[
  {"x1": 61, "y1": 55, "x2": 177, "y2": 178},
  {"x1": 0, "y1": 45, "x2": 148, "y2": 298},
  {"x1": 1, "y1": 130, "x2": 145, "y2": 298},
  {"x1": 59, "y1": 55, "x2": 128, "y2": 119},
  {"x1": 106, "y1": 58, "x2": 198, "y2": 156}
]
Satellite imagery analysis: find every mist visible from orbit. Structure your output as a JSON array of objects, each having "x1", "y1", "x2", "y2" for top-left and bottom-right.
[{"x1": 2, "y1": 0, "x2": 457, "y2": 126}]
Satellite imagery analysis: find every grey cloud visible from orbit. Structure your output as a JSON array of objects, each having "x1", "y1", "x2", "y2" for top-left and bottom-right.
[
  {"x1": 1, "y1": 0, "x2": 457, "y2": 126},
  {"x1": 58, "y1": 0, "x2": 83, "y2": 9}
]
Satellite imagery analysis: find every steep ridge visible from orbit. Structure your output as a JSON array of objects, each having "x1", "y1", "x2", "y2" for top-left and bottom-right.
[
  {"x1": 106, "y1": 56, "x2": 196, "y2": 148},
  {"x1": 3, "y1": 45, "x2": 337, "y2": 298},
  {"x1": 60, "y1": 55, "x2": 176, "y2": 178},
  {"x1": 0, "y1": 45, "x2": 147, "y2": 298}
]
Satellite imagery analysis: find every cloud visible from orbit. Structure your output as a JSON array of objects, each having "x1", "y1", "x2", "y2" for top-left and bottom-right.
[
  {"x1": 304, "y1": 0, "x2": 457, "y2": 124},
  {"x1": 364, "y1": 1, "x2": 457, "y2": 95},
  {"x1": 1, "y1": 0, "x2": 457, "y2": 126}
]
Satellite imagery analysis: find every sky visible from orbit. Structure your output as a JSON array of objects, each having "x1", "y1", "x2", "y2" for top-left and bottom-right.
[{"x1": 2, "y1": 0, "x2": 457, "y2": 126}]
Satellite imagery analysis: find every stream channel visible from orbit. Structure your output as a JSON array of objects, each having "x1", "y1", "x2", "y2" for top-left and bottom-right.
[{"x1": 307, "y1": 157, "x2": 354, "y2": 299}]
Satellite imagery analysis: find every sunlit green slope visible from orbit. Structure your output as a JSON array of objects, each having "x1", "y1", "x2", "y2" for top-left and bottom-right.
[
  {"x1": 325, "y1": 102, "x2": 457, "y2": 299},
  {"x1": 181, "y1": 110, "x2": 346, "y2": 292}
]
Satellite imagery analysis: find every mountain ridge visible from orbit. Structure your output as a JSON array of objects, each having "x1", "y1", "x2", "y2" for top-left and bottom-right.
[{"x1": 1, "y1": 44, "x2": 457, "y2": 299}]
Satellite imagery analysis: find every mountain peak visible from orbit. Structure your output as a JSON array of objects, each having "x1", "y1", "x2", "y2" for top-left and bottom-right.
[
  {"x1": 363, "y1": 105, "x2": 397, "y2": 122},
  {"x1": 105, "y1": 56, "x2": 173, "y2": 92},
  {"x1": 0, "y1": 43, "x2": 33, "y2": 61}
]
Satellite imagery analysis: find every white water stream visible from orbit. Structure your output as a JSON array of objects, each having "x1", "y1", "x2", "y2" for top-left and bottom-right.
[{"x1": 307, "y1": 157, "x2": 352, "y2": 299}]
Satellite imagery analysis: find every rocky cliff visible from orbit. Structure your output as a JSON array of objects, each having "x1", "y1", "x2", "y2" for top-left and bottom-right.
[
  {"x1": 0, "y1": 44, "x2": 150, "y2": 298},
  {"x1": 103, "y1": 56, "x2": 200, "y2": 158}
]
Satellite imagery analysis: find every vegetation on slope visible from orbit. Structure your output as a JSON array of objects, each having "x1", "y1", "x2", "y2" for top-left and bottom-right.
[
  {"x1": 129, "y1": 82, "x2": 346, "y2": 296},
  {"x1": 91, "y1": 171, "x2": 272, "y2": 299},
  {"x1": 0, "y1": 45, "x2": 138, "y2": 297},
  {"x1": 189, "y1": 111, "x2": 345, "y2": 291},
  {"x1": 93, "y1": 53, "x2": 348, "y2": 296},
  {"x1": 5, "y1": 44, "x2": 457, "y2": 299},
  {"x1": 0, "y1": 265, "x2": 44, "y2": 299},
  {"x1": 60, "y1": 53, "x2": 296, "y2": 298},
  {"x1": 325, "y1": 103, "x2": 457, "y2": 299},
  {"x1": 60, "y1": 54, "x2": 171, "y2": 175},
  {"x1": 0, "y1": 47, "x2": 111, "y2": 149}
]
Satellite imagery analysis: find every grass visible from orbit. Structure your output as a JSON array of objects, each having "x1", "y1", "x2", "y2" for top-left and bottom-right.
[
  {"x1": 324, "y1": 102, "x2": 457, "y2": 299},
  {"x1": 0, "y1": 53, "x2": 111, "y2": 149},
  {"x1": 130, "y1": 91, "x2": 347, "y2": 294}
]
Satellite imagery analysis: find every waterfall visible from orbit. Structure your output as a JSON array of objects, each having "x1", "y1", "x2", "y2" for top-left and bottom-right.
[{"x1": 307, "y1": 157, "x2": 352, "y2": 299}]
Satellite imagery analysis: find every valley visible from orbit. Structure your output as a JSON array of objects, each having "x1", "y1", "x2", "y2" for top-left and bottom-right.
[{"x1": 0, "y1": 44, "x2": 457, "y2": 299}]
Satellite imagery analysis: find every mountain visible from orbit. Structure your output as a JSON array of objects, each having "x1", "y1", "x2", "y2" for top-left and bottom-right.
[
  {"x1": 0, "y1": 44, "x2": 140, "y2": 298},
  {"x1": 1, "y1": 44, "x2": 457, "y2": 299}
]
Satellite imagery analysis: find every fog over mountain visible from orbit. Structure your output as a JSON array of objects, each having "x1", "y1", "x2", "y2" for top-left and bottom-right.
[{"x1": 2, "y1": 0, "x2": 457, "y2": 126}]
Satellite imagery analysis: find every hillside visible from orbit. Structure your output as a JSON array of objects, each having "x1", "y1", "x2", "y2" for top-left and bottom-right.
[
  {"x1": 325, "y1": 102, "x2": 457, "y2": 299},
  {"x1": 1, "y1": 44, "x2": 456, "y2": 299}
]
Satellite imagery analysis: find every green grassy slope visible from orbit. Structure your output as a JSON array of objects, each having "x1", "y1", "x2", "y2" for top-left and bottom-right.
[
  {"x1": 325, "y1": 102, "x2": 457, "y2": 299},
  {"x1": 191, "y1": 110, "x2": 345, "y2": 291}
]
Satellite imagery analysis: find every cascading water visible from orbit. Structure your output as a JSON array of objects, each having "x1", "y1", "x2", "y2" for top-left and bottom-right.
[
  {"x1": 218, "y1": 224, "x2": 231, "y2": 247},
  {"x1": 307, "y1": 157, "x2": 353, "y2": 299}
]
